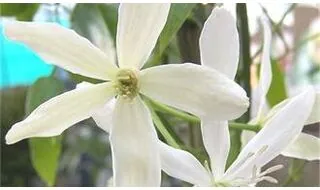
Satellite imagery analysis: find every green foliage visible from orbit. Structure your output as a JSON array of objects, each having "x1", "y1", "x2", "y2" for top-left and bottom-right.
[
  {"x1": 256, "y1": 58, "x2": 288, "y2": 107},
  {"x1": 0, "y1": 3, "x2": 39, "y2": 21},
  {"x1": 28, "y1": 137, "x2": 62, "y2": 186},
  {"x1": 97, "y1": 4, "x2": 118, "y2": 40},
  {"x1": 157, "y1": 3, "x2": 197, "y2": 57},
  {"x1": 144, "y1": 3, "x2": 197, "y2": 67},
  {"x1": 25, "y1": 77, "x2": 65, "y2": 186},
  {"x1": 0, "y1": 87, "x2": 37, "y2": 186},
  {"x1": 266, "y1": 59, "x2": 288, "y2": 106}
]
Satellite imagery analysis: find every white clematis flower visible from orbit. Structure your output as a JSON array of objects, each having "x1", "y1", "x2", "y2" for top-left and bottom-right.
[
  {"x1": 4, "y1": 4, "x2": 249, "y2": 186},
  {"x1": 159, "y1": 87, "x2": 316, "y2": 186},
  {"x1": 159, "y1": 7, "x2": 317, "y2": 187},
  {"x1": 241, "y1": 18, "x2": 320, "y2": 161}
]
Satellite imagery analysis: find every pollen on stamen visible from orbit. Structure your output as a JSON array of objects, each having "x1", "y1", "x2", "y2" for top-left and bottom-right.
[{"x1": 114, "y1": 68, "x2": 140, "y2": 100}]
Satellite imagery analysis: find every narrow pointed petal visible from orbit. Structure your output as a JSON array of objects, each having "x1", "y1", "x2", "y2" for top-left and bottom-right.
[
  {"x1": 266, "y1": 90, "x2": 320, "y2": 125},
  {"x1": 158, "y1": 141, "x2": 211, "y2": 186},
  {"x1": 4, "y1": 21, "x2": 118, "y2": 80},
  {"x1": 110, "y1": 96, "x2": 160, "y2": 186},
  {"x1": 6, "y1": 82, "x2": 116, "y2": 144},
  {"x1": 225, "y1": 88, "x2": 316, "y2": 179},
  {"x1": 116, "y1": 4, "x2": 170, "y2": 69},
  {"x1": 140, "y1": 63, "x2": 249, "y2": 120},
  {"x1": 282, "y1": 133, "x2": 320, "y2": 161},
  {"x1": 200, "y1": 7, "x2": 239, "y2": 79},
  {"x1": 256, "y1": 18, "x2": 272, "y2": 118},
  {"x1": 201, "y1": 120, "x2": 230, "y2": 179}
]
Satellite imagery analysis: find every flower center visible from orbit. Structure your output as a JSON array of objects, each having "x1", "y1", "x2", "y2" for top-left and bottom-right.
[{"x1": 114, "y1": 68, "x2": 139, "y2": 99}]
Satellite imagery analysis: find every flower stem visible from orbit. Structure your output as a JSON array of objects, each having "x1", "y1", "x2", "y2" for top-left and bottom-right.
[
  {"x1": 145, "y1": 100, "x2": 181, "y2": 149},
  {"x1": 151, "y1": 99, "x2": 199, "y2": 123},
  {"x1": 236, "y1": 3, "x2": 252, "y2": 123},
  {"x1": 149, "y1": 99, "x2": 260, "y2": 132}
]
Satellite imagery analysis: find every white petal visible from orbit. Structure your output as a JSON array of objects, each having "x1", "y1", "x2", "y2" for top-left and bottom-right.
[
  {"x1": 4, "y1": 21, "x2": 118, "y2": 80},
  {"x1": 256, "y1": 18, "x2": 272, "y2": 119},
  {"x1": 110, "y1": 96, "x2": 160, "y2": 186},
  {"x1": 199, "y1": 7, "x2": 239, "y2": 79},
  {"x1": 92, "y1": 98, "x2": 116, "y2": 133},
  {"x1": 306, "y1": 91, "x2": 320, "y2": 125},
  {"x1": 6, "y1": 82, "x2": 116, "y2": 144},
  {"x1": 76, "y1": 82, "x2": 116, "y2": 133},
  {"x1": 116, "y1": 3, "x2": 170, "y2": 69},
  {"x1": 140, "y1": 63, "x2": 249, "y2": 120},
  {"x1": 281, "y1": 133, "x2": 320, "y2": 161},
  {"x1": 158, "y1": 141, "x2": 211, "y2": 186},
  {"x1": 222, "y1": 4, "x2": 236, "y2": 18},
  {"x1": 266, "y1": 90, "x2": 320, "y2": 126},
  {"x1": 201, "y1": 120, "x2": 230, "y2": 179},
  {"x1": 225, "y1": 88, "x2": 316, "y2": 179},
  {"x1": 262, "y1": 98, "x2": 289, "y2": 125},
  {"x1": 250, "y1": 84, "x2": 270, "y2": 120}
]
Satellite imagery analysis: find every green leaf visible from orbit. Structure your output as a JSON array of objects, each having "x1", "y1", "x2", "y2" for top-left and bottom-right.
[
  {"x1": 0, "y1": 3, "x2": 39, "y2": 21},
  {"x1": 266, "y1": 59, "x2": 288, "y2": 106},
  {"x1": 29, "y1": 137, "x2": 62, "y2": 187},
  {"x1": 144, "y1": 3, "x2": 197, "y2": 68},
  {"x1": 0, "y1": 4, "x2": 27, "y2": 15},
  {"x1": 158, "y1": 3, "x2": 197, "y2": 55},
  {"x1": 97, "y1": 3, "x2": 118, "y2": 40},
  {"x1": 70, "y1": 3, "x2": 117, "y2": 84},
  {"x1": 25, "y1": 77, "x2": 65, "y2": 186}
]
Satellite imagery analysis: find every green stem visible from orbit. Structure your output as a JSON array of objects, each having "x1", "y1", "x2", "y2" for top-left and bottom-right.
[
  {"x1": 228, "y1": 122, "x2": 260, "y2": 132},
  {"x1": 149, "y1": 99, "x2": 260, "y2": 132},
  {"x1": 237, "y1": 4, "x2": 251, "y2": 123},
  {"x1": 282, "y1": 159, "x2": 306, "y2": 186},
  {"x1": 151, "y1": 99, "x2": 199, "y2": 123},
  {"x1": 145, "y1": 101, "x2": 181, "y2": 149}
]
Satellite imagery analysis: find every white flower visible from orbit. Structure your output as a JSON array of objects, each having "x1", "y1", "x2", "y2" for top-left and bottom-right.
[
  {"x1": 4, "y1": 4, "x2": 249, "y2": 186},
  {"x1": 158, "y1": 7, "x2": 317, "y2": 187},
  {"x1": 242, "y1": 18, "x2": 320, "y2": 161},
  {"x1": 159, "y1": 88, "x2": 316, "y2": 187}
]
